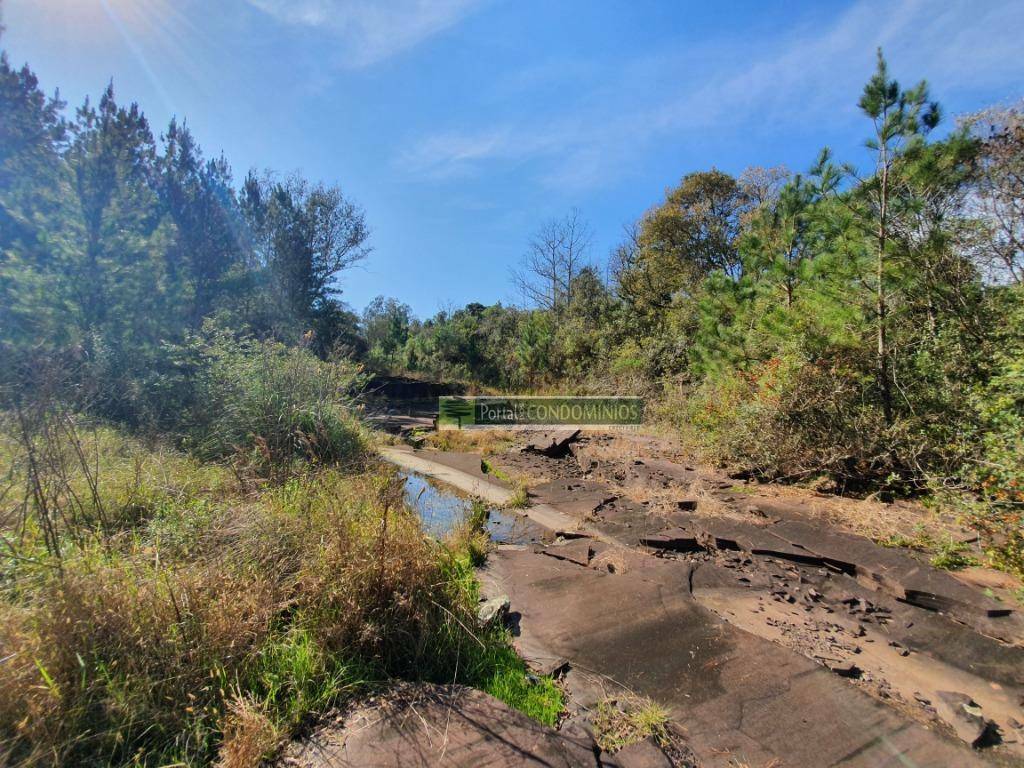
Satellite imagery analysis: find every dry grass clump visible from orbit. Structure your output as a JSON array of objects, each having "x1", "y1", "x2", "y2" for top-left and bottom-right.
[
  {"x1": 0, "y1": 413, "x2": 238, "y2": 543},
  {"x1": 590, "y1": 547, "x2": 631, "y2": 575},
  {"x1": 592, "y1": 694, "x2": 670, "y2": 753},
  {"x1": 425, "y1": 429, "x2": 514, "y2": 455},
  {"x1": 216, "y1": 696, "x2": 279, "y2": 768},
  {"x1": 0, "y1": 403, "x2": 566, "y2": 767}
]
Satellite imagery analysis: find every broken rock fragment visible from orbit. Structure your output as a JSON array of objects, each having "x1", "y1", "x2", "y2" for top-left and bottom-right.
[
  {"x1": 477, "y1": 594, "x2": 510, "y2": 626},
  {"x1": 539, "y1": 538, "x2": 592, "y2": 567},
  {"x1": 522, "y1": 429, "x2": 581, "y2": 458},
  {"x1": 935, "y1": 691, "x2": 998, "y2": 748},
  {"x1": 639, "y1": 526, "x2": 701, "y2": 553}
]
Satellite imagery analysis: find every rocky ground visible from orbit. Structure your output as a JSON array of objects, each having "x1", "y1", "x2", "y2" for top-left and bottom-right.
[{"x1": 290, "y1": 426, "x2": 1024, "y2": 767}]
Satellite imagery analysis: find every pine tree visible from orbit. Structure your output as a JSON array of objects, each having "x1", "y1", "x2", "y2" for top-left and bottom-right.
[
  {"x1": 856, "y1": 48, "x2": 940, "y2": 425},
  {"x1": 159, "y1": 119, "x2": 245, "y2": 328},
  {"x1": 0, "y1": 53, "x2": 73, "y2": 349}
]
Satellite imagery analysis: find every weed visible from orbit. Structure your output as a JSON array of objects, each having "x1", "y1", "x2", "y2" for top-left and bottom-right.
[
  {"x1": 878, "y1": 533, "x2": 917, "y2": 549},
  {"x1": 728, "y1": 484, "x2": 760, "y2": 495},
  {"x1": 432, "y1": 552, "x2": 563, "y2": 725},
  {"x1": 0, "y1": 409, "x2": 565, "y2": 767},
  {"x1": 592, "y1": 695, "x2": 670, "y2": 753},
  {"x1": 480, "y1": 459, "x2": 530, "y2": 509},
  {"x1": 473, "y1": 643, "x2": 563, "y2": 726},
  {"x1": 930, "y1": 538, "x2": 978, "y2": 570},
  {"x1": 480, "y1": 458, "x2": 512, "y2": 484},
  {"x1": 188, "y1": 336, "x2": 369, "y2": 479},
  {"x1": 506, "y1": 484, "x2": 530, "y2": 509},
  {"x1": 217, "y1": 695, "x2": 280, "y2": 768}
]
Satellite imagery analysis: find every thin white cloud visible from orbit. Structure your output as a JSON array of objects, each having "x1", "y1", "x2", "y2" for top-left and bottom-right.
[
  {"x1": 403, "y1": 129, "x2": 511, "y2": 171},
  {"x1": 399, "y1": 0, "x2": 1024, "y2": 190},
  {"x1": 245, "y1": 0, "x2": 484, "y2": 67}
]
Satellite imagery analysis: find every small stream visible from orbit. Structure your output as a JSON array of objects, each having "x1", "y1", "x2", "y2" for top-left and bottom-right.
[{"x1": 399, "y1": 469, "x2": 543, "y2": 544}]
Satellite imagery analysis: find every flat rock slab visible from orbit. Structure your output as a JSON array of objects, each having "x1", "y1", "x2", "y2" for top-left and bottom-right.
[
  {"x1": 540, "y1": 537, "x2": 593, "y2": 566},
  {"x1": 770, "y1": 520, "x2": 1015, "y2": 628},
  {"x1": 639, "y1": 526, "x2": 702, "y2": 553},
  {"x1": 571, "y1": 446, "x2": 701, "y2": 488},
  {"x1": 481, "y1": 548, "x2": 983, "y2": 768},
  {"x1": 410, "y1": 449, "x2": 496, "y2": 482},
  {"x1": 366, "y1": 413, "x2": 436, "y2": 435},
  {"x1": 532, "y1": 478, "x2": 617, "y2": 519},
  {"x1": 281, "y1": 684, "x2": 599, "y2": 768},
  {"x1": 601, "y1": 736, "x2": 677, "y2": 767},
  {"x1": 487, "y1": 508, "x2": 553, "y2": 546},
  {"x1": 532, "y1": 480, "x2": 681, "y2": 546},
  {"x1": 812, "y1": 569, "x2": 1024, "y2": 688},
  {"x1": 693, "y1": 516, "x2": 825, "y2": 565},
  {"x1": 952, "y1": 566, "x2": 1022, "y2": 593},
  {"x1": 594, "y1": 500, "x2": 684, "y2": 546}
]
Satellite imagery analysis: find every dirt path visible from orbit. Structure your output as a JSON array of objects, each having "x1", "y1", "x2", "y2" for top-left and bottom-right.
[{"x1": 380, "y1": 429, "x2": 1024, "y2": 767}]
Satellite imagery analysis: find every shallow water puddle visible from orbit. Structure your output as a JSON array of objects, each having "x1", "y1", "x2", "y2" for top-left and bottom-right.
[{"x1": 399, "y1": 469, "x2": 542, "y2": 544}]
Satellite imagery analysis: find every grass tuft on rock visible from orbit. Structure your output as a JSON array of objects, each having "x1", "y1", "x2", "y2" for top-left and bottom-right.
[{"x1": 592, "y1": 695, "x2": 670, "y2": 753}]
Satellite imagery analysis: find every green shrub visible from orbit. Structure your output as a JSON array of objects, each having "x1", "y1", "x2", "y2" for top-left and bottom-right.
[
  {"x1": 929, "y1": 538, "x2": 978, "y2": 570},
  {"x1": 187, "y1": 335, "x2": 368, "y2": 476},
  {"x1": 956, "y1": 288, "x2": 1024, "y2": 576}
]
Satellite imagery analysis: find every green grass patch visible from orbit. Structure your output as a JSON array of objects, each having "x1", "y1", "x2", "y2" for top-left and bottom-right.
[
  {"x1": 505, "y1": 484, "x2": 530, "y2": 509},
  {"x1": 436, "y1": 548, "x2": 564, "y2": 725},
  {"x1": 728, "y1": 484, "x2": 760, "y2": 495},
  {"x1": 0, "y1": 413, "x2": 565, "y2": 767},
  {"x1": 480, "y1": 458, "x2": 513, "y2": 484},
  {"x1": 474, "y1": 643, "x2": 563, "y2": 726},
  {"x1": 930, "y1": 538, "x2": 979, "y2": 570}
]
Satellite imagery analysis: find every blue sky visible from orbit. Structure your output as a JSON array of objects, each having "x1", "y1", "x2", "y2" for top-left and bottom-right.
[{"x1": 3, "y1": 0, "x2": 1023, "y2": 318}]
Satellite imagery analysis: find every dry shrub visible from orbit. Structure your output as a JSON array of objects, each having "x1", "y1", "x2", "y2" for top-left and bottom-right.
[
  {"x1": 592, "y1": 694, "x2": 670, "y2": 753},
  {"x1": 678, "y1": 356, "x2": 899, "y2": 491},
  {"x1": 286, "y1": 471, "x2": 448, "y2": 668},
  {"x1": 188, "y1": 337, "x2": 368, "y2": 479},
  {"x1": 9, "y1": 550, "x2": 287, "y2": 765},
  {"x1": 0, "y1": 357, "x2": 498, "y2": 765},
  {"x1": 0, "y1": 425, "x2": 484, "y2": 766}
]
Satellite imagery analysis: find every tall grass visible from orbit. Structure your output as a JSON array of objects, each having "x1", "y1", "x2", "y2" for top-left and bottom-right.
[
  {"x1": 186, "y1": 335, "x2": 368, "y2": 479},
  {"x1": 0, "y1": 419, "x2": 561, "y2": 767}
]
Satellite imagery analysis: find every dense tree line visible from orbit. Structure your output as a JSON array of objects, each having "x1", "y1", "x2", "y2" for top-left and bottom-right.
[{"x1": 1, "y1": 51, "x2": 367, "y2": 428}]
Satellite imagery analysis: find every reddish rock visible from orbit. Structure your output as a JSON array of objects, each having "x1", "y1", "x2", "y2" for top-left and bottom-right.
[
  {"x1": 281, "y1": 684, "x2": 599, "y2": 767},
  {"x1": 540, "y1": 538, "x2": 592, "y2": 567},
  {"x1": 522, "y1": 429, "x2": 582, "y2": 458},
  {"x1": 481, "y1": 548, "x2": 985, "y2": 768},
  {"x1": 602, "y1": 736, "x2": 675, "y2": 767}
]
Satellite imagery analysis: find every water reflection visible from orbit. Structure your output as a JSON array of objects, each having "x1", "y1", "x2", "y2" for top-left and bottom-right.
[{"x1": 399, "y1": 470, "x2": 544, "y2": 545}]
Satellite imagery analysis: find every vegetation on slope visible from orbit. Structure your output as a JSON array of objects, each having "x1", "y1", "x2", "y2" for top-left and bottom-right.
[{"x1": 0, "y1": 392, "x2": 560, "y2": 766}]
